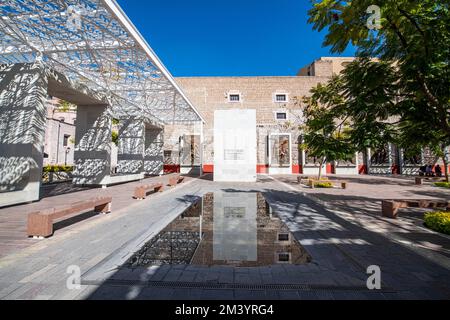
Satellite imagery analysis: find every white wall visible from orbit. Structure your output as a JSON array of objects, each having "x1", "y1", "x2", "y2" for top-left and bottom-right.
[
  {"x1": 44, "y1": 119, "x2": 75, "y2": 166},
  {"x1": 214, "y1": 109, "x2": 257, "y2": 182}
]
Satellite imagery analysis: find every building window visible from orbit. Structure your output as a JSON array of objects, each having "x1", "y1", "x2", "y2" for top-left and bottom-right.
[
  {"x1": 276, "y1": 112, "x2": 287, "y2": 120},
  {"x1": 63, "y1": 135, "x2": 70, "y2": 147},
  {"x1": 278, "y1": 233, "x2": 290, "y2": 242},
  {"x1": 275, "y1": 94, "x2": 287, "y2": 102},
  {"x1": 164, "y1": 150, "x2": 173, "y2": 163},
  {"x1": 269, "y1": 134, "x2": 291, "y2": 168},
  {"x1": 277, "y1": 253, "x2": 291, "y2": 263},
  {"x1": 228, "y1": 94, "x2": 241, "y2": 102}
]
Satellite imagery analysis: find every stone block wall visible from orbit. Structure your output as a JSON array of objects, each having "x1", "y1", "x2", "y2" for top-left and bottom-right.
[
  {"x1": 174, "y1": 76, "x2": 328, "y2": 173},
  {"x1": 0, "y1": 63, "x2": 48, "y2": 206}
]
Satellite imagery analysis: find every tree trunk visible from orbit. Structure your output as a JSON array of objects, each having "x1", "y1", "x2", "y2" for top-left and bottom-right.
[
  {"x1": 443, "y1": 156, "x2": 449, "y2": 183},
  {"x1": 318, "y1": 157, "x2": 326, "y2": 180}
]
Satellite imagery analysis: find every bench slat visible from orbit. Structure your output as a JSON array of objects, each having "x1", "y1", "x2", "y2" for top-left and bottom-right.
[
  {"x1": 133, "y1": 183, "x2": 164, "y2": 199},
  {"x1": 382, "y1": 199, "x2": 450, "y2": 219},
  {"x1": 27, "y1": 197, "x2": 112, "y2": 238}
]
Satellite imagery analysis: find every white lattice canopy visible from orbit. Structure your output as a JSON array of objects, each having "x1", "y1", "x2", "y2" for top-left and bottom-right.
[{"x1": 0, "y1": 0, "x2": 204, "y2": 124}]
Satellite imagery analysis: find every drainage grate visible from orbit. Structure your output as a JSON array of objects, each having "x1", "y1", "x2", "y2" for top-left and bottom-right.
[{"x1": 81, "y1": 279, "x2": 395, "y2": 293}]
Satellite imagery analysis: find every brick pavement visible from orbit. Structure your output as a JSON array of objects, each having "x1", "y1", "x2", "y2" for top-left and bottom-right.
[{"x1": 0, "y1": 174, "x2": 449, "y2": 300}]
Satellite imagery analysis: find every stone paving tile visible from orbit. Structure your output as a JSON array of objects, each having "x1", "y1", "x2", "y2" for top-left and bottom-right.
[
  {"x1": 270, "y1": 272, "x2": 296, "y2": 284},
  {"x1": 394, "y1": 291, "x2": 422, "y2": 300},
  {"x1": 329, "y1": 291, "x2": 367, "y2": 300},
  {"x1": 218, "y1": 270, "x2": 234, "y2": 284},
  {"x1": 163, "y1": 269, "x2": 183, "y2": 282},
  {"x1": 73, "y1": 286, "x2": 99, "y2": 300},
  {"x1": 30, "y1": 283, "x2": 68, "y2": 300},
  {"x1": 247, "y1": 270, "x2": 263, "y2": 284},
  {"x1": 0, "y1": 282, "x2": 23, "y2": 299},
  {"x1": 186, "y1": 289, "x2": 204, "y2": 300},
  {"x1": 136, "y1": 287, "x2": 175, "y2": 300},
  {"x1": 209, "y1": 266, "x2": 234, "y2": 273},
  {"x1": 192, "y1": 271, "x2": 208, "y2": 283},
  {"x1": 234, "y1": 272, "x2": 254, "y2": 284},
  {"x1": 296, "y1": 291, "x2": 319, "y2": 300},
  {"x1": 149, "y1": 265, "x2": 172, "y2": 281},
  {"x1": 314, "y1": 290, "x2": 335, "y2": 300},
  {"x1": 171, "y1": 288, "x2": 192, "y2": 300},
  {"x1": 5, "y1": 283, "x2": 51, "y2": 300},
  {"x1": 204, "y1": 271, "x2": 221, "y2": 283},
  {"x1": 52, "y1": 285, "x2": 91, "y2": 300},
  {"x1": 259, "y1": 273, "x2": 274, "y2": 285},
  {"x1": 33, "y1": 294, "x2": 53, "y2": 300},
  {"x1": 233, "y1": 289, "x2": 265, "y2": 300},
  {"x1": 359, "y1": 291, "x2": 387, "y2": 300},
  {"x1": 278, "y1": 290, "x2": 300, "y2": 300},
  {"x1": 263, "y1": 290, "x2": 280, "y2": 300},
  {"x1": 111, "y1": 268, "x2": 146, "y2": 281},
  {"x1": 178, "y1": 270, "x2": 197, "y2": 282},
  {"x1": 326, "y1": 272, "x2": 365, "y2": 287},
  {"x1": 380, "y1": 292, "x2": 402, "y2": 300},
  {"x1": 184, "y1": 265, "x2": 209, "y2": 273},
  {"x1": 201, "y1": 289, "x2": 234, "y2": 300},
  {"x1": 1, "y1": 175, "x2": 450, "y2": 300},
  {"x1": 88, "y1": 285, "x2": 132, "y2": 300}
]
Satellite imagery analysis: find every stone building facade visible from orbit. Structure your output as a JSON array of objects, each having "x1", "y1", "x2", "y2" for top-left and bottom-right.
[
  {"x1": 43, "y1": 98, "x2": 76, "y2": 166},
  {"x1": 163, "y1": 56, "x2": 448, "y2": 176},
  {"x1": 164, "y1": 57, "x2": 361, "y2": 175},
  {"x1": 173, "y1": 76, "x2": 328, "y2": 175}
]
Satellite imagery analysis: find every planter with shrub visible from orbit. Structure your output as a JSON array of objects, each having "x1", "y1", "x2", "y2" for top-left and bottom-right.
[
  {"x1": 434, "y1": 182, "x2": 450, "y2": 189},
  {"x1": 424, "y1": 211, "x2": 450, "y2": 235},
  {"x1": 42, "y1": 165, "x2": 74, "y2": 184},
  {"x1": 314, "y1": 181, "x2": 334, "y2": 188}
]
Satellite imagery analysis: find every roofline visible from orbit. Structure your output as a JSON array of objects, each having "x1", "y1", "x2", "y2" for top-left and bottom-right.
[
  {"x1": 175, "y1": 75, "x2": 331, "y2": 79},
  {"x1": 103, "y1": 0, "x2": 206, "y2": 123},
  {"x1": 318, "y1": 56, "x2": 356, "y2": 60}
]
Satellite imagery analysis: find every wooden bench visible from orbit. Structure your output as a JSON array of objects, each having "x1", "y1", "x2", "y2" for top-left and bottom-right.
[
  {"x1": 415, "y1": 177, "x2": 444, "y2": 185},
  {"x1": 169, "y1": 175, "x2": 185, "y2": 187},
  {"x1": 133, "y1": 183, "x2": 164, "y2": 200},
  {"x1": 27, "y1": 196, "x2": 112, "y2": 238},
  {"x1": 382, "y1": 199, "x2": 450, "y2": 219},
  {"x1": 297, "y1": 176, "x2": 310, "y2": 184}
]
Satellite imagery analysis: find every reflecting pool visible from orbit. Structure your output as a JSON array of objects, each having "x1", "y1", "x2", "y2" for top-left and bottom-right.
[{"x1": 127, "y1": 192, "x2": 311, "y2": 267}]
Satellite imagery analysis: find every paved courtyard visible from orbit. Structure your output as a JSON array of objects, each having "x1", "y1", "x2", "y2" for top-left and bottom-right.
[{"x1": 0, "y1": 174, "x2": 449, "y2": 300}]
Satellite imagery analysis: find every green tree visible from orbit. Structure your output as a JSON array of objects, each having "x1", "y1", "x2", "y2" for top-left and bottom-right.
[
  {"x1": 398, "y1": 120, "x2": 450, "y2": 181},
  {"x1": 307, "y1": 0, "x2": 450, "y2": 181},
  {"x1": 301, "y1": 82, "x2": 357, "y2": 180},
  {"x1": 55, "y1": 100, "x2": 76, "y2": 113}
]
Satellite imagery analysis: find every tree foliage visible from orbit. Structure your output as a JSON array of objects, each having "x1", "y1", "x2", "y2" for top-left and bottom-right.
[
  {"x1": 305, "y1": 0, "x2": 450, "y2": 180},
  {"x1": 301, "y1": 80, "x2": 357, "y2": 178}
]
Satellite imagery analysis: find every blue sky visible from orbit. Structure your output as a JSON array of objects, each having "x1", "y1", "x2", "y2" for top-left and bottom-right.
[{"x1": 116, "y1": 0, "x2": 356, "y2": 76}]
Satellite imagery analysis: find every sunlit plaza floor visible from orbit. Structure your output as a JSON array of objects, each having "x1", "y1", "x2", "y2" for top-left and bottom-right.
[{"x1": 0, "y1": 174, "x2": 449, "y2": 300}]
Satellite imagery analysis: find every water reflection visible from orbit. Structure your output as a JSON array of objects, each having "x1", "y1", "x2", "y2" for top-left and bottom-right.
[{"x1": 128, "y1": 192, "x2": 311, "y2": 268}]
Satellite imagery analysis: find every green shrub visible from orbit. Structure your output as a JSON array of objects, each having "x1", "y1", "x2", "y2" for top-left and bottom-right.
[
  {"x1": 43, "y1": 165, "x2": 74, "y2": 173},
  {"x1": 434, "y1": 182, "x2": 450, "y2": 189},
  {"x1": 314, "y1": 182, "x2": 334, "y2": 188},
  {"x1": 112, "y1": 131, "x2": 119, "y2": 146},
  {"x1": 424, "y1": 212, "x2": 450, "y2": 235}
]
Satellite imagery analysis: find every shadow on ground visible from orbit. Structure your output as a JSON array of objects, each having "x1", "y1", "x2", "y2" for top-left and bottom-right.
[{"x1": 85, "y1": 186, "x2": 450, "y2": 300}]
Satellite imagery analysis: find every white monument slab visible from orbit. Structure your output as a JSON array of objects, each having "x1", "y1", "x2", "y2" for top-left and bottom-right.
[{"x1": 214, "y1": 109, "x2": 257, "y2": 182}]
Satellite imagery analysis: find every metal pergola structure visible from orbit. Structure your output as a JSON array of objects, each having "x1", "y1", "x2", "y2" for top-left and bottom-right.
[{"x1": 0, "y1": 0, "x2": 205, "y2": 125}]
